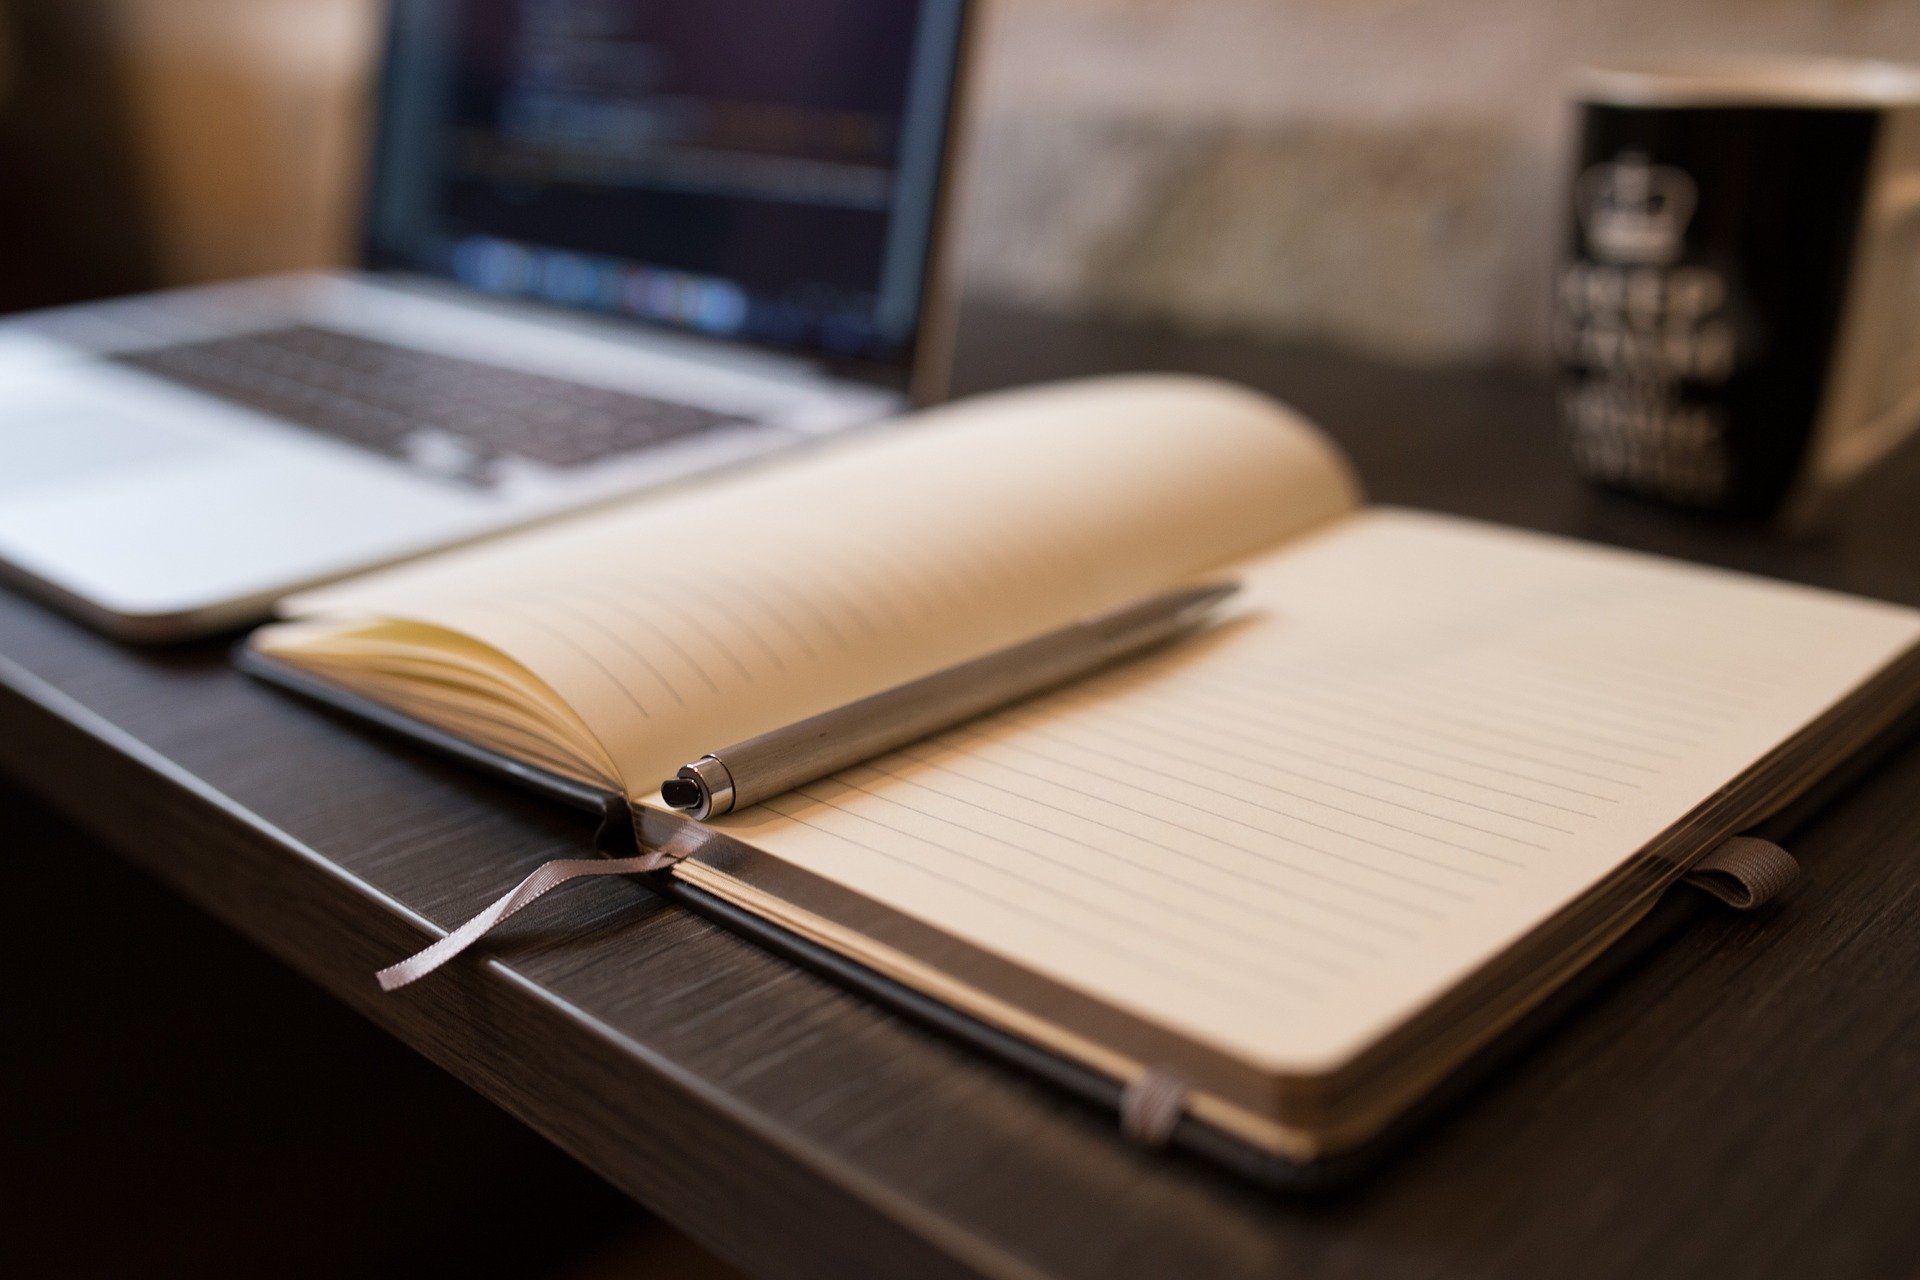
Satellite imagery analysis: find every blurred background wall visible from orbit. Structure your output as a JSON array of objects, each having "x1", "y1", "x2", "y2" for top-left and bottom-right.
[
  {"x1": 966, "y1": 0, "x2": 1920, "y2": 363},
  {"x1": 4, "y1": 0, "x2": 1918, "y2": 361}
]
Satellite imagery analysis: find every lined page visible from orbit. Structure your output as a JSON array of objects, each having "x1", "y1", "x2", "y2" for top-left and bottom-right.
[
  {"x1": 276, "y1": 376, "x2": 1358, "y2": 787},
  {"x1": 706, "y1": 510, "x2": 1920, "y2": 1072}
]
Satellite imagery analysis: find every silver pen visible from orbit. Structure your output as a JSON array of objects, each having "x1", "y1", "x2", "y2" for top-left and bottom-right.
[{"x1": 658, "y1": 581, "x2": 1240, "y2": 820}]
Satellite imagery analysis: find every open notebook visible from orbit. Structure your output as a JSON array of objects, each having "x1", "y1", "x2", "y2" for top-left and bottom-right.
[{"x1": 245, "y1": 375, "x2": 1920, "y2": 1177}]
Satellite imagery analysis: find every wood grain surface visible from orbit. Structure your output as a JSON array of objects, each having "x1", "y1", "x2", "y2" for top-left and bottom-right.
[
  {"x1": 0, "y1": 784, "x2": 712, "y2": 1280},
  {"x1": 3, "y1": 305, "x2": 1918, "y2": 1280}
]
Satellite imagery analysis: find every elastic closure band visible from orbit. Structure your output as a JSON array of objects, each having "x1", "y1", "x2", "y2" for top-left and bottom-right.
[
  {"x1": 1120, "y1": 1067, "x2": 1194, "y2": 1148},
  {"x1": 1682, "y1": 835, "x2": 1799, "y2": 910}
]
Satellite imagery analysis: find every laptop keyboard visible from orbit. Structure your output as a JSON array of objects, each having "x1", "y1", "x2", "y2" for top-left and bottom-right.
[{"x1": 111, "y1": 325, "x2": 750, "y2": 481}]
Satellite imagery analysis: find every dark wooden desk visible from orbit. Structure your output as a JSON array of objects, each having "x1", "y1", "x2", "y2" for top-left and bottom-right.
[{"x1": 5, "y1": 306, "x2": 1919, "y2": 1280}]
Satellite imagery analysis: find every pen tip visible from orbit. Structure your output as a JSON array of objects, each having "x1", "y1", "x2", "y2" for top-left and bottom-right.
[
  {"x1": 660, "y1": 777, "x2": 703, "y2": 810},
  {"x1": 1178, "y1": 580, "x2": 1240, "y2": 617},
  {"x1": 1199, "y1": 581, "x2": 1238, "y2": 604}
]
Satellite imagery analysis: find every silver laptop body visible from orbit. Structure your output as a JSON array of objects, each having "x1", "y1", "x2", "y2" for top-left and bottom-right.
[{"x1": 0, "y1": 0, "x2": 971, "y2": 639}]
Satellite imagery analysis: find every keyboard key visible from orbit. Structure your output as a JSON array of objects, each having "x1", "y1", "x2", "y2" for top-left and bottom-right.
[{"x1": 112, "y1": 326, "x2": 750, "y2": 480}]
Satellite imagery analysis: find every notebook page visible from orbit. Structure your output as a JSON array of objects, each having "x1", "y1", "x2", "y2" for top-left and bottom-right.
[
  {"x1": 704, "y1": 509, "x2": 1920, "y2": 1072},
  {"x1": 278, "y1": 376, "x2": 1358, "y2": 790}
]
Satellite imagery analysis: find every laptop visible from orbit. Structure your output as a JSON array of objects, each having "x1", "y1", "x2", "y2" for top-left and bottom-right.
[{"x1": 0, "y1": 0, "x2": 972, "y2": 640}]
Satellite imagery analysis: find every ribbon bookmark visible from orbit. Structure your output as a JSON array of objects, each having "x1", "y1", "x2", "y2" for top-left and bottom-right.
[{"x1": 377, "y1": 850, "x2": 679, "y2": 991}]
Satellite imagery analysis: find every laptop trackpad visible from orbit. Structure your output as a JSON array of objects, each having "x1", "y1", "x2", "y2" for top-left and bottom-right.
[{"x1": 0, "y1": 403, "x2": 220, "y2": 498}]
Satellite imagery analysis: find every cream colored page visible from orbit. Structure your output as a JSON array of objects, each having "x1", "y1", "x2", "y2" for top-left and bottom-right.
[
  {"x1": 279, "y1": 375, "x2": 1359, "y2": 788},
  {"x1": 710, "y1": 509, "x2": 1920, "y2": 1073}
]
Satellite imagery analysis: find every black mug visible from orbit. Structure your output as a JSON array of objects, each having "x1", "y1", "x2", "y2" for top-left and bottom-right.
[{"x1": 1555, "y1": 60, "x2": 1920, "y2": 522}]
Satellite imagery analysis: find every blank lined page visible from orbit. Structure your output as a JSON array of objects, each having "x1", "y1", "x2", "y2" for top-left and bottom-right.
[
  {"x1": 275, "y1": 376, "x2": 1358, "y2": 789},
  {"x1": 708, "y1": 510, "x2": 1920, "y2": 1072}
]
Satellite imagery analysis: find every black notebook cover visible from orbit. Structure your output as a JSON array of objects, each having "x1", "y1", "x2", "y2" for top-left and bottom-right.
[{"x1": 236, "y1": 643, "x2": 1912, "y2": 1191}]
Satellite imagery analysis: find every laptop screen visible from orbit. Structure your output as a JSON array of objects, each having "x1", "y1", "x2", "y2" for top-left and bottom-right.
[{"x1": 363, "y1": 0, "x2": 969, "y2": 377}]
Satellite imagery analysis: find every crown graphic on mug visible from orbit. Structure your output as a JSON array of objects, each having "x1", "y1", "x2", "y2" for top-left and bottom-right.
[{"x1": 1575, "y1": 151, "x2": 1698, "y2": 265}]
